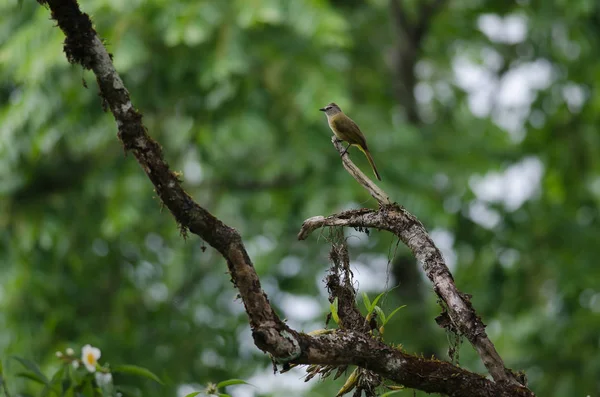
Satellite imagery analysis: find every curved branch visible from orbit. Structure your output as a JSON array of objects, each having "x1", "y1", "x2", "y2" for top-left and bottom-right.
[
  {"x1": 39, "y1": 1, "x2": 532, "y2": 396},
  {"x1": 299, "y1": 208, "x2": 525, "y2": 387},
  {"x1": 40, "y1": 0, "x2": 289, "y2": 356}
]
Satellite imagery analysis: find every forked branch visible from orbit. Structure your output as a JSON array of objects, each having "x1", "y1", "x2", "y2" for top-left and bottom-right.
[{"x1": 300, "y1": 140, "x2": 526, "y2": 387}]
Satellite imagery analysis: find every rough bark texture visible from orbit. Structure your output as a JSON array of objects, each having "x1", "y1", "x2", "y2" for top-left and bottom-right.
[
  {"x1": 38, "y1": 1, "x2": 534, "y2": 396},
  {"x1": 299, "y1": 208, "x2": 525, "y2": 386}
]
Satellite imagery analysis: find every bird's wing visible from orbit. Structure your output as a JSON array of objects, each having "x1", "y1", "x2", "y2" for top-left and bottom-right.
[{"x1": 332, "y1": 116, "x2": 368, "y2": 148}]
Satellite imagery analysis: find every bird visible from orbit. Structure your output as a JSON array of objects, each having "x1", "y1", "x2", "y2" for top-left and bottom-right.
[{"x1": 319, "y1": 102, "x2": 382, "y2": 181}]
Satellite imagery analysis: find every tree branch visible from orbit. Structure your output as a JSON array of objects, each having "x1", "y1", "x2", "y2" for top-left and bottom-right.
[
  {"x1": 40, "y1": 0, "x2": 289, "y2": 356},
  {"x1": 298, "y1": 208, "x2": 526, "y2": 387},
  {"x1": 39, "y1": 1, "x2": 532, "y2": 395},
  {"x1": 292, "y1": 330, "x2": 532, "y2": 397},
  {"x1": 332, "y1": 137, "x2": 391, "y2": 206},
  {"x1": 287, "y1": 240, "x2": 383, "y2": 397}
]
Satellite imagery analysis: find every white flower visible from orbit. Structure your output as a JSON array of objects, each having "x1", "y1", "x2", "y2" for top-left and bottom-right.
[
  {"x1": 55, "y1": 351, "x2": 63, "y2": 358},
  {"x1": 204, "y1": 383, "x2": 218, "y2": 394},
  {"x1": 66, "y1": 347, "x2": 75, "y2": 356},
  {"x1": 72, "y1": 360, "x2": 80, "y2": 369},
  {"x1": 81, "y1": 344, "x2": 101, "y2": 372},
  {"x1": 95, "y1": 372, "x2": 113, "y2": 387}
]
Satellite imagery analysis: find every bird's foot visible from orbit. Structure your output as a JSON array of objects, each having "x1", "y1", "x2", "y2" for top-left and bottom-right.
[{"x1": 340, "y1": 144, "x2": 351, "y2": 157}]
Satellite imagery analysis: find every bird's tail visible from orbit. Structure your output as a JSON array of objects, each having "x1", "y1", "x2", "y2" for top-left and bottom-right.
[{"x1": 357, "y1": 145, "x2": 382, "y2": 181}]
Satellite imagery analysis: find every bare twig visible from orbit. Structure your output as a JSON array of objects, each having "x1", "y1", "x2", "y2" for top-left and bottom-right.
[{"x1": 332, "y1": 138, "x2": 391, "y2": 206}]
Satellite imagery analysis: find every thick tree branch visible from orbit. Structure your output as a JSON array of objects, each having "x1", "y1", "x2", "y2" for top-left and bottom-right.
[
  {"x1": 299, "y1": 208, "x2": 526, "y2": 388},
  {"x1": 39, "y1": 0, "x2": 288, "y2": 354},
  {"x1": 292, "y1": 331, "x2": 532, "y2": 397},
  {"x1": 39, "y1": 1, "x2": 532, "y2": 396}
]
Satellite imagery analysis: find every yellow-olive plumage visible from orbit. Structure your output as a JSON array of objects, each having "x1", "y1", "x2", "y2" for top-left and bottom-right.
[{"x1": 319, "y1": 102, "x2": 382, "y2": 181}]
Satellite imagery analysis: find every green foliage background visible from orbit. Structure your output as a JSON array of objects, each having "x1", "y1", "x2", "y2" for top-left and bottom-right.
[{"x1": 1, "y1": 0, "x2": 599, "y2": 396}]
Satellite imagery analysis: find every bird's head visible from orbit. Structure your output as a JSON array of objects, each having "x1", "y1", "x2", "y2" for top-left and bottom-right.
[{"x1": 319, "y1": 102, "x2": 342, "y2": 117}]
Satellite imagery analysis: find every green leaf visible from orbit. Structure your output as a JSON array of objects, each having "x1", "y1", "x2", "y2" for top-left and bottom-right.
[
  {"x1": 41, "y1": 383, "x2": 58, "y2": 397},
  {"x1": 361, "y1": 292, "x2": 371, "y2": 312},
  {"x1": 42, "y1": 365, "x2": 65, "y2": 397},
  {"x1": 379, "y1": 390, "x2": 404, "y2": 397},
  {"x1": 216, "y1": 379, "x2": 249, "y2": 388},
  {"x1": 363, "y1": 286, "x2": 400, "y2": 314},
  {"x1": 51, "y1": 365, "x2": 66, "y2": 383},
  {"x1": 330, "y1": 297, "x2": 340, "y2": 325},
  {"x1": 382, "y1": 305, "x2": 407, "y2": 326},
  {"x1": 15, "y1": 370, "x2": 48, "y2": 385},
  {"x1": 218, "y1": 394, "x2": 232, "y2": 397},
  {"x1": 12, "y1": 356, "x2": 49, "y2": 385},
  {"x1": 61, "y1": 365, "x2": 73, "y2": 393},
  {"x1": 183, "y1": 393, "x2": 201, "y2": 397},
  {"x1": 112, "y1": 365, "x2": 164, "y2": 385},
  {"x1": 370, "y1": 292, "x2": 386, "y2": 313},
  {"x1": 62, "y1": 377, "x2": 73, "y2": 396},
  {"x1": 67, "y1": 363, "x2": 83, "y2": 389},
  {"x1": 373, "y1": 306, "x2": 386, "y2": 324},
  {"x1": 81, "y1": 378, "x2": 94, "y2": 397}
]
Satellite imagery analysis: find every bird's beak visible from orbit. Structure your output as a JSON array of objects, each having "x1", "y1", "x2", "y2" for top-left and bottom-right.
[{"x1": 319, "y1": 107, "x2": 326, "y2": 112}]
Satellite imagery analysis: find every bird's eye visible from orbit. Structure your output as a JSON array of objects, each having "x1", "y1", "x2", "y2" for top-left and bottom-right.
[{"x1": 326, "y1": 106, "x2": 331, "y2": 110}]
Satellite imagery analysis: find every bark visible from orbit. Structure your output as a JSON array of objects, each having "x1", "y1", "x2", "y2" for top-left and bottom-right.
[{"x1": 298, "y1": 208, "x2": 522, "y2": 386}]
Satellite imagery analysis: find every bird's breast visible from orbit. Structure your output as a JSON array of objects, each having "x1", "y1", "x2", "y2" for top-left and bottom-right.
[{"x1": 327, "y1": 115, "x2": 343, "y2": 138}]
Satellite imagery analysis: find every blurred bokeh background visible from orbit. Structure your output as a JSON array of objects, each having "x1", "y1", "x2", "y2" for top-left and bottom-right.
[{"x1": 1, "y1": 0, "x2": 599, "y2": 396}]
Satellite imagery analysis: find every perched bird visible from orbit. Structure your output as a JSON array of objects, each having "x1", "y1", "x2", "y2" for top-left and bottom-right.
[{"x1": 319, "y1": 102, "x2": 382, "y2": 181}]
